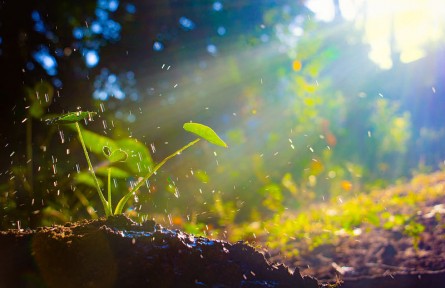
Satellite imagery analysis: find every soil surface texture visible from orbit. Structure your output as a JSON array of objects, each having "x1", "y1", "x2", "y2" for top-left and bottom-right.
[
  {"x1": 0, "y1": 215, "x2": 321, "y2": 288},
  {"x1": 268, "y1": 177, "x2": 445, "y2": 288}
]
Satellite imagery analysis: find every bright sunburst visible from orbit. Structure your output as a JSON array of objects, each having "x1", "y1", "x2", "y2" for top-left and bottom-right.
[{"x1": 307, "y1": 0, "x2": 445, "y2": 69}]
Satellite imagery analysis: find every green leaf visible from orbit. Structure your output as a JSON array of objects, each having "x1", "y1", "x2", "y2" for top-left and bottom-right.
[
  {"x1": 102, "y1": 146, "x2": 128, "y2": 163},
  {"x1": 116, "y1": 138, "x2": 154, "y2": 176},
  {"x1": 74, "y1": 172, "x2": 104, "y2": 188},
  {"x1": 183, "y1": 122, "x2": 228, "y2": 148},
  {"x1": 34, "y1": 82, "x2": 54, "y2": 108},
  {"x1": 96, "y1": 166, "x2": 130, "y2": 178},
  {"x1": 108, "y1": 149, "x2": 128, "y2": 163},
  {"x1": 47, "y1": 111, "x2": 97, "y2": 125},
  {"x1": 68, "y1": 125, "x2": 119, "y2": 155},
  {"x1": 29, "y1": 102, "x2": 45, "y2": 118},
  {"x1": 66, "y1": 125, "x2": 154, "y2": 176},
  {"x1": 25, "y1": 82, "x2": 54, "y2": 118}
]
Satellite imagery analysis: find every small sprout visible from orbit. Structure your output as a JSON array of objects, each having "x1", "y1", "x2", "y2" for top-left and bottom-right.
[
  {"x1": 49, "y1": 111, "x2": 111, "y2": 216},
  {"x1": 54, "y1": 112, "x2": 227, "y2": 217}
]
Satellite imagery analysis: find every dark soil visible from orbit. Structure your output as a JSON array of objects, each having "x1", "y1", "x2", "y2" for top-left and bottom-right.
[{"x1": 0, "y1": 215, "x2": 320, "y2": 288}]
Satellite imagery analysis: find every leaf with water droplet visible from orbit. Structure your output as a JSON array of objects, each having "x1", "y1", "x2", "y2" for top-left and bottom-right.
[
  {"x1": 116, "y1": 138, "x2": 154, "y2": 176},
  {"x1": 102, "y1": 146, "x2": 112, "y2": 157},
  {"x1": 183, "y1": 122, "x2": 227, "y2": 148},
  {"x1": 106, "y1": 148, "x2": 128, "y2": 163},
  {"x1": 47, "y1": 111, "x2": 97, "y2": 125}
]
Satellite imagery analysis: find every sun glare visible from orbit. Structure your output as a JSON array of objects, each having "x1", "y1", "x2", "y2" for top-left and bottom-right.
[{"x1": 306, "y1": 0, "x2": 445, "y2": 69}]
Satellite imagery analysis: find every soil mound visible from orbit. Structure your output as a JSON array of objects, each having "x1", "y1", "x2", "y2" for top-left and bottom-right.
[{"x1": 0, "y1": 215, "x2": 320, "y2": 288}]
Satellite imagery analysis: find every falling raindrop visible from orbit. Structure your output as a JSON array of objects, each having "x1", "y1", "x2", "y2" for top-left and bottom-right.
[
  {"x1": 59, "y1": 130, "x2": 65, "y2": 144},
  {"x1": 174, "y1": 186, "x2": 180, "y2": 198},
  {"x1": 168, "y1": 214, "x2": 173, "y2": 225}
]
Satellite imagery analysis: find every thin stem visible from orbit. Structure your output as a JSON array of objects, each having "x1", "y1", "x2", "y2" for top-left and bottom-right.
[
  {"x1": 75, "y1": 122, "x2": 111, "y2": 217},
  {"x1": 114, "y1": 138, "x2": 201, "y2": 215},
  {"x1": 107, "y1": 167, "x2": 112, "y2": 214}
]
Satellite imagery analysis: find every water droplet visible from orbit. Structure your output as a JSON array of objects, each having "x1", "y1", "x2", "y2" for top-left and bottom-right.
[
  {"x1": 168, "y1": 214, "x2": 173, "y2": 225},
  {"x1": 59, "y1": 130, "x2": 65, "y2": 144}
]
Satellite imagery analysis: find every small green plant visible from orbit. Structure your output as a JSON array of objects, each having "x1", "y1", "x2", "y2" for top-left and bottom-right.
[{"x1": 48, "y1": 111, "x2": 227, "y2": 217}]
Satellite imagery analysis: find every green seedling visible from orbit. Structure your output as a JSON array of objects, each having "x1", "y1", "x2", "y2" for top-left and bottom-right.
[{"x1": 48, "y1": 111, "x2": 227, "y2": 217}]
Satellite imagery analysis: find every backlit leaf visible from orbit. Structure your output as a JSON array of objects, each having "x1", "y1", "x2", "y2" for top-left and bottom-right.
[
  {"x1": 47, "y1": 111, "x2": 97, "y2": 124},
  {"x1": 183, "y1": 122, "x2": 228, "y2": 148},
  {"x1": 107, "y1": 149, "x2": 128, "y2": 163}
]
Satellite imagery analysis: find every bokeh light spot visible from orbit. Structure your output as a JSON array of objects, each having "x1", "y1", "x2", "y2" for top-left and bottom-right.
[
  {"x1": 179, "y1": 16, "x2": 195, "y2": 30},
  {"x1": 292, "y1": 60, "x2": 302, "y2": 71},
  {"x1": 217, "y1": 26, "x2": 226, "y2": 36},
  {"x1": 207, "y1": 44, "x2": 217, "y2": 55},
  {"x1": 85, "y1": 50, "x2": 100, "y2": 67},
  {"x1": 153, "y1": 41, "x2": 164, "y2": 51},
  {"x1": 33, "y1": 46, "x2": 57, "y2": 76},
  {"x1": 212, "y1": 1, "x2": 223, "y2": 11}
]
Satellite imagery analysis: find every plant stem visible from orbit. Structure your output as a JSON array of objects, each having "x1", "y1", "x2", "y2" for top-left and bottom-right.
[
  {"x1": 75, "y1": 122, "x2": 111, "y2": 216},
  {"x1": 107, "y1": 167, "x2": 112, "y2": 214},
  {"x1": 114, "y1": 138, "x2": 201, "y2": 215}
]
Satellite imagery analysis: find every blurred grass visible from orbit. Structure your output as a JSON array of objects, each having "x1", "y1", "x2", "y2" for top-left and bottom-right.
[{"x1": 224, "y1": 170, "x2": 445, "y2": 257}]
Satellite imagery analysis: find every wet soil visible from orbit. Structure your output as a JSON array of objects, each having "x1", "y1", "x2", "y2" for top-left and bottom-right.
[{"x1": 0, "y1": 215, "x2": 320, "y2": 288}]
